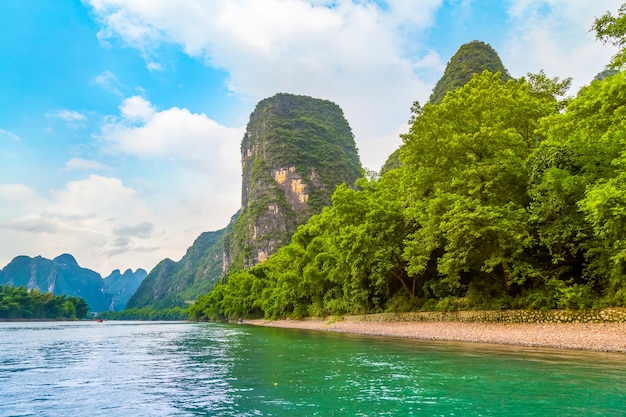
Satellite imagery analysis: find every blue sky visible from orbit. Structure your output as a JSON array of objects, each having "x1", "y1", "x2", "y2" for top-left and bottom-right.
[{"x1": 0, "y1": 0, "x2": 621, "y2": 276}]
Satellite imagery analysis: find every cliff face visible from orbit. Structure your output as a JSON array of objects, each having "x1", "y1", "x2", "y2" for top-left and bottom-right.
[
  {"x1": 225, "y1": 93, "x2": 362, "y2": 271},
  {"x1": 128, "y1": 93, "x2": 361, "y2": 308}
]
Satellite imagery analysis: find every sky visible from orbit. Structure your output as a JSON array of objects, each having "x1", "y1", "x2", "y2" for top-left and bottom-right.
[{"x1": 0, "y1": 0, "x2": 622, "y2": 277}]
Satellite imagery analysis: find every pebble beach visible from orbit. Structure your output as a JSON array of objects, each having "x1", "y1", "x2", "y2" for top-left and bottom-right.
[{"x1": 249, "y1": 318, "x2": 626, "y2": 352}]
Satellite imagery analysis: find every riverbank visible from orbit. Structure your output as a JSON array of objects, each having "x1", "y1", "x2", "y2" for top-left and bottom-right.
[{"x1": 248, "y1": 317, "x2": 626, "y2": 352}]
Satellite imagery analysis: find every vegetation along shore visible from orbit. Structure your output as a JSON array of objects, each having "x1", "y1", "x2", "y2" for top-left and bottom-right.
[{"x1": 189, "y1": 8, "x2": 626, "y2": 323}]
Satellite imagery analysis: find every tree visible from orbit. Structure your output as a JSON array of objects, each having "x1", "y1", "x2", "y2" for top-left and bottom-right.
[
  {"x1": 400, "y1": 71, "x2": 563, "y2": 308},
  {"x1": 592, "y1": 4, "x2": 626, "y2": 69}
]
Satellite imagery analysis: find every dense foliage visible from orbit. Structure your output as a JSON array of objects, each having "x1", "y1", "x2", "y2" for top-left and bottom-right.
[
  {"x1": 0, "y1": 285, "x2": 88, "y2": 320},
  {"x1": 593, "y1": 4, "x2": 626, "y2": 69},
  {"x1": 242, "y1": 93, "x2": 361, "y2": 213},
  {"x1": 186, "y1": 6, "x2": 626, "y2": 321},
  {"x1": 191, "y1": 74, "x2": 626, "y2": 320},
  {"x1": 383, "y1": 40, "x2": 511, "y2": 173},
  {"x1": 96, "y1": 306, "x2": 188, "y2": 321}
]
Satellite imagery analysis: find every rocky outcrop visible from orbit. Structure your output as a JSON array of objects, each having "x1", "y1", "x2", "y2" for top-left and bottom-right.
[
  {"x1": 225, "y1": 93, "x2": 361, "y2": 271},
  {"x1": 128, "y1": 93, "x2": 361, "y2": 308}
]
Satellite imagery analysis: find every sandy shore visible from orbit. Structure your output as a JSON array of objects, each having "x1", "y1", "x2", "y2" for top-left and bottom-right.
[{"x1": 248, "y1": 318, "x2": 626, "y2": 352}]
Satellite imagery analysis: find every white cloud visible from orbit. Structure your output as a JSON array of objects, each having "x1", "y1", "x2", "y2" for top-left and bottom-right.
[
  {"x1": 98, "y1": 96, "x2": 244, "y2": 183},
  {"x1": 0, "y1": 94, "x2": 244, "y2": 275},
  {"x1": 503, "y1": 1, "x2": 622, "y2": 93},
  {"x1": 0, "y1": 129, "x2": 20, "y2": 141},
  {"x1": 64, "y1": 157, "x2": 111, "y2": 172},
  {"x1": 86, "y1": 0, "x2": 445, "y2": 170},
  {"x1": 146, "y1": 61, "x2": 162, "y2": 71},
  {"x1": 91, "y1": 69, "x2": 124, "y2": 95},
  {"x1": 0, "y1": 184, "x2": 44, "y2": 207},
  {"x1": 0, "y1": 176, "x2": 201, "y2": 275},
  {"x1": 358, "y1": 123, "x2": 408, "y2": 171},
  {"x1": 118, "y1": 95, "x2": 155, "y2": 123},
  {"x1": 47, "y1": 110, "x2": 88, "y2": 122}
]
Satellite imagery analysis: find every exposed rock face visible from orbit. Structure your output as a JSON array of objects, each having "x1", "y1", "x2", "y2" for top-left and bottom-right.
[
  {"x1": 225, "y1": 93, "x2": 361, "y2": 271},
  {"x1": 0, "y1": 254, "x2": 109, "y2": 312},
  {"x1": 128, "y1": 93, "x2": 361, "y2": 308}
]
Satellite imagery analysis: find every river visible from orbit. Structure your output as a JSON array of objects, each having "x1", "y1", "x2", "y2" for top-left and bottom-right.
[{"x1": 0, "y1": 321, "x2": 624, "y2": 416}]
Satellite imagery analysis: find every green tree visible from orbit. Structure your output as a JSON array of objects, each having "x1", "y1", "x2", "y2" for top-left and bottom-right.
[
  {"x1": 593, "y1": 4, "x2": 626, "y2": 69},
  {"x1": 67, "y1": 296, "x2": 89, "y2": 319},
  {"x1": 400, "y1": 71, "x2": 563, "y2": 308},
  {"x1": 521, "y1": 65, "x2": 626, "y2": 309}
]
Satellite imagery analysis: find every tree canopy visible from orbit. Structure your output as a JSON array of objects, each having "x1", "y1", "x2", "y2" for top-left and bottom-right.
[
  {"x1": 0, "y1": 285, "x2": 88, "y2": 320},
  {"x1": 187, "y1": 5, "x2": 626, "y2": 321}
]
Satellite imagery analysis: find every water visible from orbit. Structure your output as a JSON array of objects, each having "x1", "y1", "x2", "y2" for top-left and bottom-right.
[{"x1": 0, "y1": 321, "x2": 624, "y2": 416}]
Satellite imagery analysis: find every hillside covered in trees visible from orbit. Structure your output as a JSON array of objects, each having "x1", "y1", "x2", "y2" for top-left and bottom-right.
[{"x1": 188, "y1": 6, "x2": 626, "y2": 321}]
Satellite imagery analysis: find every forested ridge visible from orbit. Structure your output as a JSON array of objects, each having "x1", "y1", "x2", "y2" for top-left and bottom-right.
[
  {"x1": 187, "y1": 6, "x2": 626, "y2": 321},
  {"x1": 0, "y1": 285, "x2": 88, "y2": 320}
]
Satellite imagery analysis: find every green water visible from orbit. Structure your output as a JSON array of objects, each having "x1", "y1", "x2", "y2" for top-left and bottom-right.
[
  {"x1": 1, "y1": 321, "x2": 624, "y2": 416},
  {"x1": 223, "y1": 326, "x2": 626, "y2": 416}
]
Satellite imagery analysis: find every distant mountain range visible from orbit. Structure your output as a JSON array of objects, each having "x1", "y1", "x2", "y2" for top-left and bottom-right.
[{"x1": 0, "y1": 254, "x2": 146, "y2": 312}]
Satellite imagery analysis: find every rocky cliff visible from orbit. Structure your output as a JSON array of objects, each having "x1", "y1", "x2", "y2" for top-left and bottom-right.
[
  {"x1": 224, "y1": 93, "x2": 361, "y2": 271},
  {"x1": 128, "y1": 93, "x2": 361, "y2": 308}
]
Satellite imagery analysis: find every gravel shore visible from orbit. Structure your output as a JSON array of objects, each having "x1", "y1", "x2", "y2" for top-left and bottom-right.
[{"x1": 249, "y1": 318, "x2": 626, "y2": 352}]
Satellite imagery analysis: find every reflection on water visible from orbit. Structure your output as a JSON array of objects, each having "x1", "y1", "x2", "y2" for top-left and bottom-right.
[{"x1": 0, "y1": 321, "x2": 625, "y2": 416}]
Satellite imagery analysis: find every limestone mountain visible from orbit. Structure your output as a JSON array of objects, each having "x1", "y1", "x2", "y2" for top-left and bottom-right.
[
  {"x1": 0, "y1": 254, "x2": 147, "y2": 312},
  {"x1": 224, "y1": 93, "x2": 362, "y2": 271},
  {"x1": 128, "y1": 93, "x2": 362, "y2": 309},
  {"x1": 103, "y1": 268, "x2": 148, "y2": 311},
  {"x1": 429, "y1": 40, "x2": 511, "y2": 104},
  {"x1": 381, "y1": 40, "x2": 512, "y2": 174},
  {"x1": 126, "y1": 228, "x2": 228, "y2": 309},
  {"x1": 0, "y1": 254, "x2": 109, "y2": 312}
]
